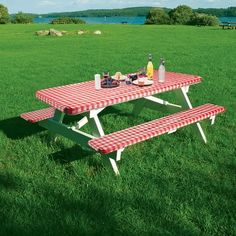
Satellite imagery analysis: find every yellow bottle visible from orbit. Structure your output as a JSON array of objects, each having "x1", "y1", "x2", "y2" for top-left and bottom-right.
[{"x1": 147, "y1": 54, "x2": 154, "y2": 79}]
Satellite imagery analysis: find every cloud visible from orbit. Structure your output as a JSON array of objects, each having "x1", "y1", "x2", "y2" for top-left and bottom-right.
[
  {"x1": 38, "y1": 0, "x2": 56, "y2": 6},
  {"x1": 4, "y1": 0, "x2": 236, "y2": 14},
  {"x1": 72, "y1": 0, "x2": 89, "y2": 4},
  {"x1": 70, "y1": 0, "x2": 162, "y2": 9}
]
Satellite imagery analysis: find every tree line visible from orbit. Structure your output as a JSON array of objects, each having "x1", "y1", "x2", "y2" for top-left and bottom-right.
[
  {"x1": 145, "y1": 5, "x2": 219, "y2": 26},
  {"x1": 41, "y1": 7, "x2": 153, "y2": 18},
  {"x1": 41, "y1": 7, "x2": 236, "y2": 17},
  {"x1": 40, "y1": 7, "x2": 236, "y2": 18},
  {"x1": 195, "y1": 7, "x2": 236, "y2": 17}
]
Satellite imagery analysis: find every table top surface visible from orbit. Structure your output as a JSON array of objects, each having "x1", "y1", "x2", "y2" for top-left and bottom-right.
[{"x1": 36, "y1": 71, "x2": 202, "y2": 115}]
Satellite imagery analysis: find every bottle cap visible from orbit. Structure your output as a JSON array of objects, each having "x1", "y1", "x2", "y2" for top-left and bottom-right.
[{"x1": 160, "y1": 58, "x2": 165, "y2": 65}]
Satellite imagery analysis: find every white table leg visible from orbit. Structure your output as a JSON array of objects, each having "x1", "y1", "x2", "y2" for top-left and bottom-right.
[
  {"x1": 72, "y1": 107, "x2": 106, "y2": 137},
  {"x1": 89, "y1": 108, "x2": 105, "y2": 137},
  {"x1": 50, "y1": 109, "x2": 65, "y2": 141},
  {"x1": 93, "y1": 115, "x2": 105, "y2": 136}
]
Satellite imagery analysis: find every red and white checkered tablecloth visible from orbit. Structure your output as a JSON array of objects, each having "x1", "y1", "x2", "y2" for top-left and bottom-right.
[{"x1": 36, "y1": 71, "x2": 201, "y2": 115}]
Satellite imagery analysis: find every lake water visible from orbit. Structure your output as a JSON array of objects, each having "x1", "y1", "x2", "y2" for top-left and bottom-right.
[
  {"x1": 34, "y1": 16, "x2": 236, "y2": 24},
  {"x1": 34, "y1": 16, "x2": 146, "y2": 24},
  {"x1": 219, "y1": 16, "x2": 236, "y2": 23}
]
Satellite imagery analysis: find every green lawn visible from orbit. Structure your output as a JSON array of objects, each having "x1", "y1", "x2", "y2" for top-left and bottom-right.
[{"x1": 0, "y1": 24, "x2": 235, "y2": 235}]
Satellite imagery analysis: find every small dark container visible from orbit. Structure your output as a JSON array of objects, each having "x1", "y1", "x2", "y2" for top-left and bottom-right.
[{"x1": 129, "y1": 74, "x2": 138, "y2": 81}]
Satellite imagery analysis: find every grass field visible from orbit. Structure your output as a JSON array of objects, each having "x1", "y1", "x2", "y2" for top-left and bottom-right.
[{"x1": 0, "y1": 24, "x2": 235, "y2": 235}]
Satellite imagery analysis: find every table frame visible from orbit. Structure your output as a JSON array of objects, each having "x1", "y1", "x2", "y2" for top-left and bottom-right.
[{"x1": 38, "y1": 84, "x2": 207, "y2": 175}]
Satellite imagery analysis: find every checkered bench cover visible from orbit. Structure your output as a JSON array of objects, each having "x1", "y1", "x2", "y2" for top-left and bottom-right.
[
  {"x1": 88, "y1": 104, "x2": 225, "y2": 154},
  {"x1": 21, "y1": 107, "x2": 55, "y2": 123}
]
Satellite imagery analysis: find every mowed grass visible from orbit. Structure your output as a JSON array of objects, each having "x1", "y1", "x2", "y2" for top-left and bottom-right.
[{"x1": 0, "y1": 24, "x2": 235, "y2": 235}]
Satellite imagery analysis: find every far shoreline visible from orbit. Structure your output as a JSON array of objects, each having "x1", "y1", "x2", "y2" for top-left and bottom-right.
[{"x1": 33, "y1": 16, "x2": 236, "y2": 25}]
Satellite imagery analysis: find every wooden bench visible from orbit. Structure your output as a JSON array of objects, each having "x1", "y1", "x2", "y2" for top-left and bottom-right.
[
  {"x1": 88, "y1": 104, "x2": 225, "y2": 175},
  {"x1": 21, "y1": 107, "x2": 55, "y2": 123}
]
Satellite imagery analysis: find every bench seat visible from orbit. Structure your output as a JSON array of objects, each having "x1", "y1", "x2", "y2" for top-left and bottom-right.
[
  {"x1": 21, "y1": 107, "x2": 55, "y2": 123},
  {"x1": 88, "y1": 104, "x2": 225, "y2": 154},
  {"x1": 220, "y1": 22, "x2": 236, "y2": 29}
]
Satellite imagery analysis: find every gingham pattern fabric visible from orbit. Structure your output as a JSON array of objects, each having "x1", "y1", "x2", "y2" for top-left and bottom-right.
[
  {"x1": 36, "y1": 71, "x2": 202, "y2": 115},
  {"x1": 21, "y1": 107, "x2": 55, "y2": 123},
  {"x1": 88, "y1": 104, "x2": 225, "y2": 154}
]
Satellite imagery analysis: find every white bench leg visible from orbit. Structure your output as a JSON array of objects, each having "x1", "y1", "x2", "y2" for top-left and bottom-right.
[
  {"x1": 109, "y1": 158, "x2": 120, "y2": 175},
  {"x1": 210, "y1": 115, "x2": 216, "y2": 125},
  {"x1": 116, "y1": 148, "x2": 125, "y2": 161},
  {"x1": 180, "y1": 87, "x2": 207, "y2": 143},
  {"x1": 196, "y1": 122, "x2": 207, "y2": 143}
]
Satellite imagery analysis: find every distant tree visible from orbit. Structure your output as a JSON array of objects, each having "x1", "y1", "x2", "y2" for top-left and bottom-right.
[
  {"x1": 0, "y1": 4, "x2": 10, "y2": 24},
  {"x1": 145, "y1": 8, "x2": 170, "y2": 24},
  {"x1": 51, "y1": 17, "x2": 85, "y2": 24},
  {"x1": 226, "y1": 7, "x2": 236, "y2": 16},
  {"x1": 190, "y1": 13, "x2": 219, "y2": 26},
  {"x1": 12, "y1": 12, "x2": 33, "y2": 24},
  {"x1": 169, "y1": 5, "x2": 193, "y2": 24},
  {"x1": 194, "y1": 8, "x2": 225, "y2": 17}
]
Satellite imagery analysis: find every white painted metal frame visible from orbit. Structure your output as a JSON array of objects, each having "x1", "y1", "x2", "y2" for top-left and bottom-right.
[
  {"x1": 72, "y1": 85, "x2": 209, "y2": 175},
  {"x1": 145, "y1": 96, "x2": 182, "y2": 108},
  {"x1": 73, "y1": 107, "x2": 105, "y2": 136},
  {"x1": 103, "y1": 148, "x2": 125, "y2": 176},
  {"x1": 210, "y1": 115, "x2": 216, "y2": 125},
  {"x1": 72, "y1": 107, "x2": 123, "y2": 175},
  {"x1": 109, "y1": 157, "x2": 120, "y2": 175},
  {"x1": 45, "y1": 84, "x2": 210, "y2": 175},
  {"x1": 180, "y1": 86, "x2": 207, "y2": 143},
  {"x1": 116, "y1": 148, "x2": 125, "y2": 161}
]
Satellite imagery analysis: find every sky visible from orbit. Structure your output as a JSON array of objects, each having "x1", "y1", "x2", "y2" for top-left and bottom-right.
[{"x1": 1, "y1": 0, "x2": 236, "y2": 14}]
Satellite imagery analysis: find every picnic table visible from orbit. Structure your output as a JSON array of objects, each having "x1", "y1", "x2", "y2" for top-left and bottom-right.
[
  {"x1": 220, "y1": 22, "x2": 236, "y2": 29},
  {"x1": 21, "y1": 70, "x2": 225, "y2": 175}
]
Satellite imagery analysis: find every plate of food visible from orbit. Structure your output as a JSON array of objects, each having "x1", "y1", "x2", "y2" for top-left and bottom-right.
[
  {"x1": 101, "y1": 77, "x2": 120, "y2": 88},
  {"x1": 132, "y1": 78, "x2": 153, "y2": 86},
  {"x1": 111, "y1": 72, "x2": 128, "y2": 81}
]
